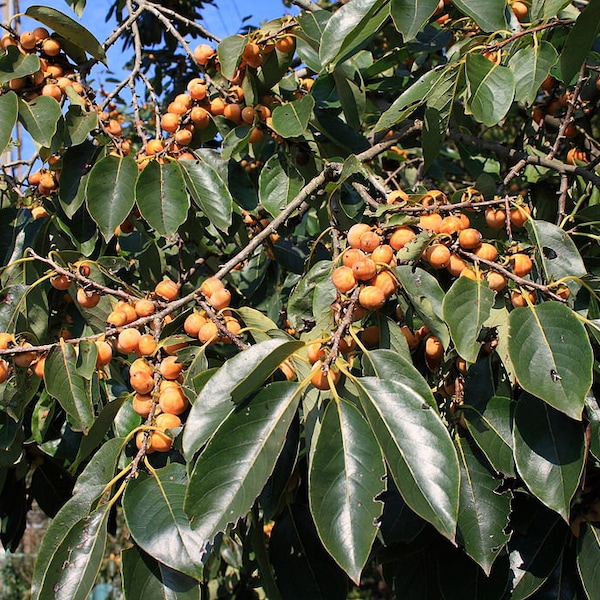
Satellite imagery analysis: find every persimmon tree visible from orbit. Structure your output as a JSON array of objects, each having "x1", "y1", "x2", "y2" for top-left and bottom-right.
[{"x1": 1, "y1": 0, "x2": 600, "y2": 597}]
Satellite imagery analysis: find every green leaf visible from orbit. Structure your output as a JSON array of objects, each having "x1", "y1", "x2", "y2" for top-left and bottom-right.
[
  {"x1": 288, "y1": 260, "x2": 333, "y2": 330},
  {"x1": 31, "y1": 503, "x2": 109, "y2": 600},
  {"x1": 363, "y1": 348, "x2": 437, "y2": 409},
  {"x1": 271, "y1": 95, "x2": 315, "y2": 138},
  {"x1": 0, "y1": 91, "x2": 18, "y2": 159},
  {"x1": 560, "y1": 1, "x2": 600, "y2": 83},
  {"x1": 65, "y1": 0, "x2": 86, "y2": 17},
  {"x1": 390, "y1": 0, "x2": 439, "y2": 41},
  {"x1": 356, "y1": 376, "x2": 460, "y2": 541},
  {"x1": 508, "y1": 302, "x2": 592, "y2": 420},
  {"x1": 178, "y1": 158, "x2": 233, "y2": 232},
  {"x1": 309, "y1": 399, "x2": 385, "y2": 584},
  {"x1": 465, "y1": 54, "x2": 515, "y2": 127},
  {"x1": 509, "y1": 42, "x2": 558, "y2": 106},
  {"x1": 58, "y1": 140, "x2": 98, "y2": 218},
  {"x1": 217, "y1": 35, "x2": 247, "y2": 81},
  {"x1": 259, "y1": 153, "x2": 305, "y2": 218},
  {"x1": 181, "y1": 339, "x2": 303, "y2": 459},
  {"x1": 72, "y1": 437, "x2": 125, "y2": 496},
  {"x1": 526, "y1": 219, "x2": 586, "y2": 295},
  {"x1": 122, "y1": 545, "x2": 201, "y2": 600},
  {"x1": 514, "y1": 393, "x2": 584, "y2": 520},
  {"x1": 395, "y1": 265, "x2": 449, "y2": 348},
  {"x1": 18, "y1": 96, "x2": 62, "y2": 147},
  {"x1": 319, "y1": 0, "x2": 388, "y2": 67},
  {"x1": 463, "y1": 395, "x2": 516, "y2": 478},
  {"x1": 456, "y1": 436, "x2": 510, "y2": 575},
  {"x1": 64, "y1": 103, "x2": 98, "y2": 146},
  {"x1": 135, "y1": 160, "x2": 189, "y2": 237},
  {"x1": 451, "y1": 0, "x2": 508, "y2": 32},
  {"x1": 508, "y1": 499, "x2": 569, "y2": 600},
  {"x1": 578, "y1": 523, "x2": 600, "y2": 600},
  {"x1": 373, "y1": 67, "x2": 444, "y2": 133},
  {"x1": 443, "y1": 276, "x2": 494, "y2": 363},
  {"x1": 220, "y1": 125, "x2": 251, "y2": 161},
  {"x1": 123, "y1": 463, "x2": 207, "y2": 579},
  {"x1": 85, "y1": 154, "x2": 138, "y2": 242},
  {"x1": 185, "y1": 382, "x2": 301, "y2": 544},
  {"x1": 0, "y1": 45, "x2": 40, "y2": 84},
  {"x1": 531, "y1": 0, "x2": 571, "y2": 20},
  {"x1": 45, "y1": 342, "x2": 95, "y2": 433},
  {"x1": 25, "y1": 5, "x2": 106, "y2": 62},
  {"x1": 333, "y1": 63, "x2": 365, "y2": 131}
]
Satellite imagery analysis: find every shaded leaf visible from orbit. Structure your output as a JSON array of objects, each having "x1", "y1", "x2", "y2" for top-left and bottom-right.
[
  {"x1": 18, "y1": 96, "x2": 62, "y2": 147},
  {"x1": 136, "y1": 160, "x2": 189, "y2": 237},
  {"x1": 451, "y1": 0, "x2": 507, "y2": 32},
  {"x1": 178, "y1": 158, "x2": 232, "y2": 232},
  {"x1": 64, "y1": 103, "x2": 98, "y2": 146},
  {"x1": 508, "y1": 303, "x2": 592, "y2": 420},
  {"x1": 217, "y1": 35, "x2": 247, "y2": 81},
  {"x1": 390, "y1": 0, "x2": 439, "y2": 41},
  {"x1": 25, "y1": 5, "x2": 106, "y2": 62},
  {"x1": 560, "y1": 1, "x2": 600, "y2": 83},
  {"x1": 182, "y1": 339, "x2": 303, "y2": 459},
  {"x1": 259, "y1": 153, "x2": 305, "y2": 218},
  {"x1": 513, "y1": 393, "x2": 584, "y2": 520},
  {"x1": 465, "y1": 54, "x2": 515, "y2": 127},
  {"x1": 0, "y1": 91, "x2": 18, "y2": 155},
  {"x1": 356, "y1": 376, "x2": 460, "y2": 541},
  {"x1": 577, "y1": 523, "x2": 600, "y2": 600},
  {"x1": 271, "y1": 95, "x2": 315, "y2": 138},
  {"x1": 456, "y1": 436, "x2": 510, "y2": 575},
  {"x1": 509, "y1": 42, "x2": 558, "y2": 106},
  {"x1": 185, "y1": 382, "x2": 301, "y2": 545},
  {"x1": 85, "y1": 154, "x2": 138, "y2": 242},
  {"x1": 45, "y1": 342, "x2": 94, "y2": 433},
  {"x1": 443, "y1": 276, "x2": 494, "y2": 363},
  {"x1": 0, "y1": 45, "x2": 40, "y2": 83},
  {"x1": 123, "y1": 463, "x2": 206, "y2": 580},
  {"x1": 309, "y1": 399, "x2": 385, "y2": 583}
]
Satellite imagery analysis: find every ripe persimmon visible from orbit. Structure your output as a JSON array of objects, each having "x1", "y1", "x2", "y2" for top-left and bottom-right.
[
  {"x1": 132, "y1": 393, "x2": 154, "y2": 417},
  {"x1": 193, "y1": 44, "x2": 215, "y2": 65},
  {"x1": 130, "y1": 370, "x2": 154, "y2": 394},
  {"x1": 159, "y1": 384, "x2": 188, "y2": 415},
  {"x1": 137, "y1": 334, "x2": 158, "y2": 357},
  {"x1": 371, "y1": 244, "x2": 395, "y2": 265},
  {"x1": 310, "y1": 361, "x2": 340, "y2": 390},
  {"x1": 359, "y1": 285, "x2": 386, "y2": 310},
  {"x1": 332, "y1": 266, "x2": 357, "y2": 293},
  {"x1": 458, "y1": 228, "x2": 482, "y2": 250},
  {"x1": 275, "y1": 36, "x2": 295, "y2": 53},
  {"x1": 341, "y1": 248, "x2": 366, "y2": 268},
  {"x1": 155, "y1": 278, "x2": 179, "y2": 301},
  {"x1": 184, "y1": 312, "x2": 207, "y2": 337},
  {"x1": 511, "y1": 253, "x2": 533, "y2": 277},
  {"x1": 485, "y1": 208, "x2": 506, "y2": 229},
  {"x1": 208, "y1": 288, "x2": 232, "y2": 310},
  {"x1": 510, "y1": 205, "x2": 530, "y2": 227},
  {"x1": 307, "y1": 342, "x2": 325, "y2": 363},
  {"x1": 359, "y1": 231, "x2": 381, "y2": 253},
  {"x1": 159, "y1": 356, "x2": 184, "y2": 380},
  {"x1": 425, "y1": 244, "x2": 451, "y2": 269},
  {"x1": 389, "y1": 226, "x2": 416, "y2": 250},
  {"x1": 198, "y1": 322, "x2": 219, "y2": 344},
  {"x1": 352, "y1": 258, "x2": 377, "y2": 281},
  {"x1": 347, "y1": 223, "x2": 372, "y2": 249},
  {"x1": 0, "y1": 359, "x2": 9, "y2": 383},
  {"x1": 135, "y1": 299, "x2": 155, "y2": 317},
  {"x1": 76, "y1": 288, "x2": 101, "y2": 308},
  {"x1": 474, "y1": 243, "x2": 499, "y2": 262},
  {"x1": 418, "y1": 213, "x2": 443, "y2": 233},
  {"x1": 95, "y1": 341, "x2": 113, "y2": 367},
  {"x1": 50, "y1": 274, "x2": 71, "y2": 290},
  {"x1": 369, "y1": 271, "x2": 398, "y2": 298},
  {"x1": 486, "y1": 271, "x2": 507, "y2": 291}
]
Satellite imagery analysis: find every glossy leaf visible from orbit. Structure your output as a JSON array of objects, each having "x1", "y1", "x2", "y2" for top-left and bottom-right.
[
  {"x1": 182, "y1": 339, "x2": 302, "y2": 459},
  {"x1": 319, "y1": 0, "x2": 388, "y2": 67},
  {"x1": 509, "y1": 42, "x2": 558, "y2": 106},
  {"x1": 178, "y1": 158, "x2": 232, "y2": 232},
  {"x1": 508, "y1": 302, "x2": 592, "y2": 420},
  {"x1": 121, "y1": 545, "x2": 201, "y2": 600},
  {"x1": 465, "y1": 54, "x2": 515, "y2": 127},
  {"x1": 123, "y1": 463, "x2": 207, "y2": 579},
  {"x1": 72, "y1": 437, "x2": 125, "y2": 496},
  {"x1": 560, "y1": 1, "x2": 600, "y2": 83},
  {"x1": 373, "y1": 67, "x2": 443, "y2": 133},
  {"x1": 577, "y1": 523, "x2": 600, "y2": 600},
  {"x1": 217, "y1": 35, "x2": 247, "y2": 81},
  {"x1": 185, "y1": 382, "x2": 301, "y2": 545},
  {"x1": 45, "y1": 342, "x2": 95, "y2": 433},
  {"x1": 513, "y1": 393, "x2": 584, "y2": 520},
  {"x1": 259, "y1": 153, "x2": 305, "y2": 218},
  {"x1": 396, "y1": 265, "x2": 449, "y2": 348},
  {"x1": 531, "y1": 0, "x2": 571, "y2": 20},
  {"x1": 271, "y1": 94, "x2": 315, "y2": 138},
  {"x1": 509, "y1": 499, "x2": 569, "y2": 600},
  {"x1": 443, "y1": 276, "x2": 494, "y2": 363},
  {"x1": 287, "y1": 260, "x2": 332, "y2": 329},
  {"x1": 333, "y1": 64, "x2": 365, "y2": 130},
  {"x1": 464, "y1": 395, "x2": 515, "y2": 478},
  {"x1": 85, "y1": 154, "x2": 138, "y2": 242},
  {"x1": 0, "y1": 91, "x2": 18, "y2": 156},
  {"x1": 136, "y1": 160, "x2": 189, "y2": 237},
  {"x1": 456, "y1": 436, "x2": 510, "y2": 575},
  {"x1": 451, "y1": 0, "x2": 507, "y2": 32},
  {"x1": 64, "y1": 103, "x2": 98, "y2": 146},
  {"x1": 18, "y1": 96, "x2": 62, "y2": 148},
  {"x1": 220, "y1": 125, "x2": 251, "y2": 161},
  {"x1": 58, "y1": 140, "x2": 98, "y2": 218},
  {"x1": 356, "y1": 376, "x2": 460, "y2": 541},
  {"x1": 390, "y1": 0, "x2": 439, "y2": 41},
  {"x1": 309, "y1": 398, "x2": 385, "y2": 583},
  {"x1": 25, "y1": 5, "x2": 106, "y2": 62},
  {"x1": 0, "y1": 45, "x2": 40, "y2": 83}
]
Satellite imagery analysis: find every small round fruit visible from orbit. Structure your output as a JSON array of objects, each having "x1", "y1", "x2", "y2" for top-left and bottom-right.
[
  {"x1": 447, "y1": 254, "x2": 469, "y2": 277},
  {"x1": 347, "y1": 223, "x2": 372, "y2": 249},
  {"x1": 160, "y1": 112, "x2": 180, "y2": 133},
  {"x1": 425, "y1": 336, "x2": 443, "y2": 361},
  {"x1": 439, "y1": 215, "x2": 464, "y2": 235},
  {"x1": 76, "y1": 288, "x2": 101, "y2": 308},
  {"x1": 135, "y1": 431, "x2": 155, "y2": 453},
  {"x1": 511, "y1": 0, "x2": 528, "y2": 20},
  {"x1": 359, "y1": 286, "x2": 386, "y2": 310},
  {"x1": 389, "y1": 226, "x2": 416, "y2": 250},
  {"x1": 41, "y1": 37, "x2": 61, "y2": 56},
  {"x1": 134, "y1": 298, "x2": 155, "y2": 318},
  {"x1": 117, "y1": 328, "x2": 141, "y2": 354},
  {"x1": 130, "y1": 357, "x2": 154, "y2": 376},
  {"x1": 132, "y1": 393, "x2": 154, "y2": 417},
  {"x1": 199, "y1": 277, "x2": 224, "y2": 298},
  {"x1": 511, "y1": 253, "x2": 533, "y2": 277},
  {"x1": 14, "y1": 343, "x2": 37, "y2": 368},
  {"x1": 33, "y1": 27, "x2": 50, "y2": 42},
  {"x1": 159, "y1": 356, "x2": 184, "y2": 380},
  {"x1": 198, "y1": 321, "x2": 219, "y2": 344},
  {"x1": 371, "y1": 244, "x2": 395, "y2": 265},
  {"x1": 510, "y1": 290, "x2": 536, "y2": 308},
  {"x1": 50, "y1": 274, "x2": 71, "y2": 290},
  {"x1": 155, "y1": 412, "x2": 182, "y2": 433},
  {"x1": 485, "y1": 208, "x2": 506, "y2": 230},
  {"x1": 341, "y1": 248, "x2": 366, "y2": 268},
  {"x1": 248, "y1": 127, "x2": 265, "y2": 144},
  {"x1": 95, "y1": 341, "x2": 113, "y2": 367},
  {"x1": 159, "y1": 384, "x2": 188, "y2": 415},
  {"x1": 275, "y1": 36, "x2": 295, "y2": 53},
  {"x1": 306, "y1": 342, "x2": 325, "y2": 364},
  {"x1": 310, "y1": 361, "x2": 340, "y2": 390},
  {"x1": 0, "y1": 359, "x2": 9, "y2": 383},
  {"x1": 400, "y1": 325, "x2": 419, "y2": 350},
  {"x1": 208, "y1": 288, "x2": 232, "y2": 311},
  {"x1": 474, "y1": 243, "x2": 499, "y2": 262},
  {"x1": 137, "y1": 334, "x2": 158, "y2": 357},
  {"x1": 424, "y1": 244, "x2": 451, "y2": 269},
  {"x1": 106, "y1": 310, "x2": 128, "y2": 327},
  {"x1": 184, "y1": 312, "x2": 207, "y2": 337},
  {"x1": 190, "y1": 106, "x2": 210, "y2": 128},
  {"x1": 486, "y1": 271, "x2": 507, "y2": 291},
  {"x1": 352, "y1": 258, "x2": 377, "y2": 281},
  {"x1": 0, "y1": 333, "x2": 14, "y2": 350},
  {"x1": 155, "y1": 278, "x2": 179, "y2": 301},
  {"x1": 19, "y1": 31, "x2": 37, "y2": 50},
  {"x1": 458, "y1": 228, "x2": 483, "y2": 250},
  {"x1": 359, "y1": 231, "x2": 381, "y2": 253},
  {"x1": 130, "y1": 370, "x2": 154, "y2": 395},
  {"x1": 510, "y1": 205, "x2": 530, "y2": 227},
  {"x1": 332, "y1": 266, "x2": 357, "y2": 293},
  {"x1": 418, "y1": 213, "x2": 443, "y2": 233},
  {"x1": 369, "y1": 271, "x2": 398, "y2": 298},
  {"x1": 193, "y1": 43, "x2": 215, "y2": 65}
]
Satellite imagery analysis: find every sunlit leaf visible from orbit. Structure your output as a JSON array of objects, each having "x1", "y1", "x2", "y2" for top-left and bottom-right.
[
  {"x1": 271, "y1": 95, "x2": 315, "y2": 138},
  {"x1": 390, "y1": 0, "x2": 439, "y2": 41},
  {"x1": 18, "y1": 96, "x2": 62, "y2": 147},
  {"x1": 0, "y1": 91, "x2": 18, "y2": 155}
]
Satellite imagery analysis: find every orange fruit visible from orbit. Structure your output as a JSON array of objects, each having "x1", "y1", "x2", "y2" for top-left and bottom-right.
[
  {"x1": 275, "y1": 36, "x2": 295, "y2": 53},
  {"x1": 332, "y1": 266, "x2": 357, "y2": 293},
  {"x1": 389, "y1": 226, "x2": 416, "y2": 250},
  {"x1": 130, "y1": 358, "x2": 154, "y2": 376},
  {"x1": 510, "y1": 290, "x2": 536, "y2": 308},
  {"x1": 369, "y1": 271, "x2": 398, "y2": 298},
  {"x1": 352, "y1": 258, "x2": 377, "y2": 281},
  {"x1": 208, "y1": 288, "x2": 232, "y2": 310},
  {"x1": 485, "y1": 208, "x2": 506, "y2": 230},
  {"x1": 135, "y1": 299, "x2": 156, "y2": 317},
  {"x1": 359, "y1": 286, "x2": 386, "y2": 310},
  {"x1": 447, "y1": 253, "x2": 469, "y2": 277},
  {"x1": 438, "y1": 215, "x2": 463, "y2": 235},
  {"x1": 425, "y1": 336, "x2": 443, "y2": 361},
  {"x1": 458, "y1": 228, "x2": 483, "y2": 250},
  {"x1": 132, "y1": 393, "x2": 154, "y2": 417},
  {"x1": 155, "y1": 278, "x2": 180, "y2": 301},
  {"x1": 310, "y1": 361, "x2": 340, "y2": 390},
  {"x1": 50, "y1": 274, "x2": 71, "y2": 290},
  {"x1": 510, "y1": 205, "x2": 530, "y2": 227},
  {"x1": 190, "y1": 106, "x2": 211, "y2": 128},
  {"x1": 76, "y1": 288, "x2": 101, "y2": 308},
  {"x1": 347, "y1": 223, "x2": 372, "y2": 249},
  {"x1": 193, "y1": 44, "x2": 215, "y2": 65},
  {"x1": 486, "y1": 271, "x2": 507, "y2": 291},
  {"x1": 130, "y1": 370, "x2": 154, "y2": 394},
  {"x1": 400, "y1": 325, "x2": 419, "y2": 350},
  {"x1": 371, "y1": 244, "x2": 395, "y2": 265},
  {"x1": 159, "y1": 384, "x2": 188, "y2": 415},
  {"x1": 0, "y1": 358, "x2": 9, "y2": 383},
  {"x1": 198, "y1": 321, "x2": 219, "y2": 344},
  {"x1": 307, "y1": 342, "x2": 325, "y2": 364},
  {"x1": 418, "y1": 213, "x2": 443, "y2": 233},
  {"x1": 159, "y1": 356, "x2": 184, "y2": 380},
  {"x1": 424, "y1": 244, "x2": 451, "y2": 269},
  {"x1": 248, "y1": 127, "x2": 265, "y2": 144},
  {"x1": 474, "y1": 243, "x2": 498, "y2": 262},
  {"x1": 223, "y1": 103, "x2": 242, "y2": 123},
  {"x1": 199, "y1": 277, "x2": 224, "y2": 297},
  {"x1": 341, "y1": 248, "x2": 366, "y2": 268},
  {"x1": 511, "y1": 253, "x2": 533, "y2": 277},
  {"x1": 161, "y1": 112, "x2": 180, "y2": 133},
  {"x1": 184, "y1": 312, "x2": 208, "y2": 337},
  {"x1": 137, "y1": 334, "x2": 158, "y2": 357},
  {"x1": 359, "y1": 231, "x2": 381, "y2": 253},
  {"x1": 95, "y1": 341, "x2": 113, "y2": 367}
]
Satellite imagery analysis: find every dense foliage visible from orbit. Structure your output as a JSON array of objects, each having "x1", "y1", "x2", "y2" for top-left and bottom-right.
[{"x1": 1, "y1": 0, "x2": 600, "y2": 597}]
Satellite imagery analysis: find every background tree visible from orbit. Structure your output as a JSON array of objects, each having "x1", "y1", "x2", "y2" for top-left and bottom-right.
[{"x1": 0, "y1": 0, "x2": 600, "y2": 598}]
